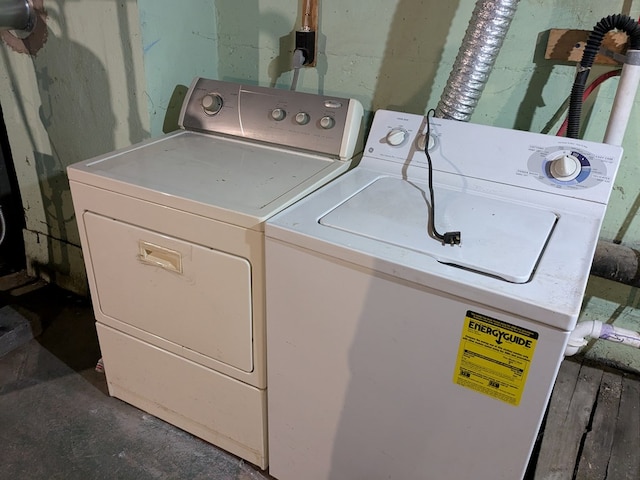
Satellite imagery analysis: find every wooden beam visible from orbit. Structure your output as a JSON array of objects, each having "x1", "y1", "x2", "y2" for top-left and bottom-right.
[{"x1": 545, "y1": 29, "x2": 629, "y2": 65}]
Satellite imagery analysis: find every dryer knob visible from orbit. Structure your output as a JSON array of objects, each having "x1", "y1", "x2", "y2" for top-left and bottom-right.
[
  {"x1": 386, "y1": 128, "x2": 407, "y2": 147},
  {"x1": 271, "y1": 108, "x2": 287, "y2": 121},
  {"x1": 295, "y1": 112, "x2": 310, "y2": 125},
  {"x1": 202, "y1": 93, "x2": 223, "y2": 116},
  {"x1": 320, "y1": 116, "x2": 335, "y2": 129}
]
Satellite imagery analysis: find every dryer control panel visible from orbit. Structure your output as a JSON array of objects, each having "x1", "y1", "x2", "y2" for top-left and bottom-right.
[
  {"x1": 362, "y1": 110, "x2": 624, "y2": 204},
  {"x1": 179, "y1": 77, "x2": 364, "y2": 161}
]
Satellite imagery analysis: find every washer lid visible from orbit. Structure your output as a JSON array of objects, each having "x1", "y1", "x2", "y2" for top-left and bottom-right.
[
  {"x1": 319, "y1": 177, "x2": 557, "y2": 283},
  {"x1": 75, "y1": 131, "x2": 347, "y2": 228}
]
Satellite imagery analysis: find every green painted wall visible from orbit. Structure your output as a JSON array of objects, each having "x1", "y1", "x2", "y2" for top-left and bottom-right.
[
  {"x1": 137, "y1": 0, "x2": 218, "y2": 136},
  {"x1": 215, "y1": 0, "x2": 640, "y2": 243},
  {"x1": 0, "y1": 0, "x2": 639, "y2": 366},
  {"x1": 0, "y1": 1, "x2": 149, "y2": 294}
]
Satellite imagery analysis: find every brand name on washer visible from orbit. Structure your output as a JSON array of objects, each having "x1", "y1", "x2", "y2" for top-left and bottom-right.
[{"x1": 468, "y1": 320, "x2": 533, "y2": 348}]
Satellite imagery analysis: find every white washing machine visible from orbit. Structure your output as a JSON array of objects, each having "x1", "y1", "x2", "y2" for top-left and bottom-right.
[
  {"x1": 67, "y1": 77, "x2": 363, "y2": 469},
  {"x1": 265, "y1": 109, "x2": 623, "y2": 479}
]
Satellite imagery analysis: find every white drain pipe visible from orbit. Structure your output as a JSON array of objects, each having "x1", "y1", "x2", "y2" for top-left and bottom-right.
[
  {"x1": 565, "y1": 320, "x2": 640, "y2": 356},
  {"x1": 603, "y1": 50, "x2": 640, "y2": 146}
]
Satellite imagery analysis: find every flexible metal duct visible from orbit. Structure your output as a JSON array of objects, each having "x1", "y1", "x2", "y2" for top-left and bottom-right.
[
  {"x1": 0, "y1": 0, "x2": 35, "y2": 35},
  {"x1": 435, "y1": 0, "x2": 520, "y2": 121}
]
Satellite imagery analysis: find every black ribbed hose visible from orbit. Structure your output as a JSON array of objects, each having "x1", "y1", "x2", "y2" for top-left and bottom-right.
[{"x1": 566, "y1": 14, "x2": 640, "y2": 139}]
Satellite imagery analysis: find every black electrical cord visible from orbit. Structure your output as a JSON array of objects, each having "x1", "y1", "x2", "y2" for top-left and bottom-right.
[
  {"x1": 424, "y1": 109, "x2": 461, "y2": 246},
  {"x1": 566, "y1": 14, "x2": 640, "y2": 138}
]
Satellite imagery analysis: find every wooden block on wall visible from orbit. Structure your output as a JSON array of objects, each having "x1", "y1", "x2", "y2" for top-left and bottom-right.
[{"x1": 545, "y1": 29, "x2": 628, "y2": 65}]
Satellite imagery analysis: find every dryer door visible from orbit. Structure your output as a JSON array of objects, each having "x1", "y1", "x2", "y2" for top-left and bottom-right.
[{"x1": 83, "y1": 212, "x2": 253, "y2": 372}]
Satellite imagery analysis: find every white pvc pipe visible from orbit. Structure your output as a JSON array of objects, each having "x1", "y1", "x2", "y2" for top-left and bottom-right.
[
  {"x1": 565, "y1": 320, "x2": 603, "y2": 356},
  {"x1": 599, "y1": 323, "x2": 640, "y2": 349},
  {"x1": 603, "y1": 50, "x2": 640, "y2": 146},
  {"x1": 565, "y1": 320, "x2": 640, "y2": 356}
]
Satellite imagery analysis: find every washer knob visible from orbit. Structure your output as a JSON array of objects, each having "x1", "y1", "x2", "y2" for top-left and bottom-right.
[
  {"x1": 295, "y1": 112, "x2": 310, "y2": 125},
  {"x1": 320, "y1": 116, "x2": 335, "y2": 129},
  {"x1": 386, "y1": 128, "x2": 407, "y2": 147},
  {"x1": 201, "y1": 93, "x2": 223, "y2": 116},
  {"x1": 549, "y1": 154, "x2": 581, "y2": 180},
  {"x1": 417, "y1": 133, "x2": 436, "y2": 151},
  {"x1": 271, "y1": 108, "x2": 286, "y2": 121}
]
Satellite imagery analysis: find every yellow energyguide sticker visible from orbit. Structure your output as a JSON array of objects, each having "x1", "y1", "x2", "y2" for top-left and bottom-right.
[{"x1": 453, "y1": 310, "x2": 538, "y2": 406}]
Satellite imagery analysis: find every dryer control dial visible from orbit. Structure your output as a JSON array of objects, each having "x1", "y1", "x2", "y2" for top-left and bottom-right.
[
  {"x1": 295, "y1": 112, "x2": 311, "y2": 125},
  {"x1": 271, "y1": 108, "x2": 286, "y2": 121},
  {"x1": 320, "y1": 116, "x2": 335, "y2": 129},
  {"x1": 386, "y1": 128, "x2": 408, "y2": 147},
  {"x1": 201, "y1": 93, "x2": 223, "y2": 116}
]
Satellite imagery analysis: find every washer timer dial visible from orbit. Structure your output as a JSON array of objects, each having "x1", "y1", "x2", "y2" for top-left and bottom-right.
[
  {"x1": 549, "y1": 154, "x2": 581, "y2": 181},
  {"x1": 544, "y1": 150, "x2": 591, "y2": 185},
  {"x1": 528, "y1": 147, "x2": 599, "y2": 188}
]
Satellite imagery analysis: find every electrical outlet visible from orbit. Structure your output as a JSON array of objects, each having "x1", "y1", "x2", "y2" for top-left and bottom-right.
[{"x1": 295, "y1": 30, "x2": 316, "y2": 67}]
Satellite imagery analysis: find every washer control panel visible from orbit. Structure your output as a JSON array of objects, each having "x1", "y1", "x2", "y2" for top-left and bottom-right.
[
  {"x1": 180, "y1": 77, "x2": 364, "y2": 160},
  {"x1": 364, "y1": 110, "x2": 623, "y2": 204},
  {"x1": 526, "y1": 146, "x2": 608, "y2": 188}
]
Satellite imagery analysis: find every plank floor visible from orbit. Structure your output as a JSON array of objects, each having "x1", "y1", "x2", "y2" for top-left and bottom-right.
[
  {"x1": 2, "y1": 271, "x2": 638, "y2": 479},
  {"x1": 528, "y1": 358, "x2": 640, "y2": 480}
]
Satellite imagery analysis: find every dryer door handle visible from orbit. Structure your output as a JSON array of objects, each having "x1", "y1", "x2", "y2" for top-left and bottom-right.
[{"x1": 138, "y1": 241, "x2": 183, "y2": 274}]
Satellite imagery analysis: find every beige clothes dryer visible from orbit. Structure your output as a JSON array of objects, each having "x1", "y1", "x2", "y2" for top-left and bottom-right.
[{"x1": 67, "y1": 77, "x2": 363, "y2": 469}]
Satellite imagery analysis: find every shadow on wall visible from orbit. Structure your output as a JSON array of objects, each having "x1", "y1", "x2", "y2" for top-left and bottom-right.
[
  {"x1": 216, "y1": 0, "x2": 458, "y2": 112},
  {"x1": 1, "y1": 0, "x2": 148, "y2": 287},
  {"x1": 515, "y1": 29, "x2": 570, "y2": 135},
  {"x1": 215, "y1": 0, "x2": 261, "y2": 84},
  {"x1": 371, "y1": 0, "x2": 460, "y2": 115}
]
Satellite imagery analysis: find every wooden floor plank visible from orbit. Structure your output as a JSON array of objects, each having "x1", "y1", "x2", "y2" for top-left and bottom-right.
[
  {"x1": 574, "y1": 370, "x2": 622, "y2": 480},
  {"x1": 533, "y1": 360, "x2": 582, "y2": 479},
  {"x1": 606, "y1": 375, "x2": 640, "y2": 479},
  {"x1": 534, "y1": 362, "x2": 603, "y2": 480},
  {"x1": 548, "y1": 360, "x2": 584, "y2": 421}
]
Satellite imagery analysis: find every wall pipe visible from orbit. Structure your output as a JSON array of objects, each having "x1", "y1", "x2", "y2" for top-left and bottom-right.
[
  {"x1": 590, "y1": 240, "x2": 640, "y2": 286},
  {"x1": 565, "y1": 320, "x2": 640, "y2": 356},
  {"x1": 603, "y1": 50, "x2": 640, "y2": 145},
  {"x1": 0, "y1": 0, "x2": 35, "y2": 36},
  {"x1": 435, "y1": 0, "x2": 520, "y2": 121},
  {"x1": 566, "y1": 14, "x2": 640, "y2": 140}
]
